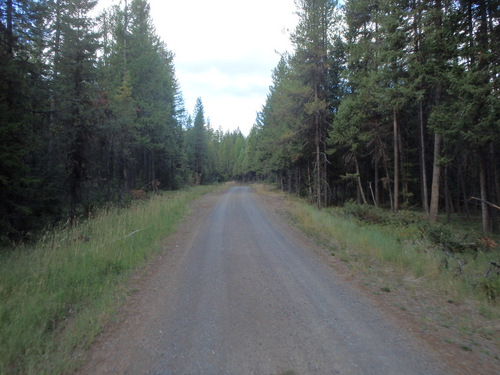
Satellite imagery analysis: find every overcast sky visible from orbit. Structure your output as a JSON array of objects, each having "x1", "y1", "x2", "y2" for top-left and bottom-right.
[{"x1": 97, "y1": 0, "x2": 299, "y2": 135}]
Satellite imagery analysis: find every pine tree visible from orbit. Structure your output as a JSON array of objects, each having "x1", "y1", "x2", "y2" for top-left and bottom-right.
[
  {"x1": 0, "y1": 0, "x2": 50, "y2": 239},
  {"x1": 256, "y1": 54, "x2": 306, "y2": 193},
  {"x1": 292, "y1": 0, "x2": 338, "y2": 208},
  {"x1": 50, "y1": 0, "x2": 100, "y2": 218},
  {"x1": 186, "y1": 98, "x2": 208, "y2": 184},
  {"x1": 331, "y1": 0, "x2": 392, "y2": 206}
]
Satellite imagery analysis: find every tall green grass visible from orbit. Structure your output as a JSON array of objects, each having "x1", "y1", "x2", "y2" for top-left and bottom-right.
[
  {"x1": 0, "y1": 185, "x2": 219, "y2": 374},
  {"x1": 287, "y1": 197, "x2": 500, "y2": 308},
  {"x1": 291, "y1": 201, "x2": 439, "y2": 274}
]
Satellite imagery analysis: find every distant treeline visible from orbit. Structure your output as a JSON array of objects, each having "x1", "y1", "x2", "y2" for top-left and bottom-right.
[
  {"x1": 243, "y1": 0, "x2": 499, "y2": 233},
  {"x1": 0, "y1": 0, "x2": 247, "y2": 242}
]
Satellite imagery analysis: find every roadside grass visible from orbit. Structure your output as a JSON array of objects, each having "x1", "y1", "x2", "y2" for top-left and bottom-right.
[
  {"x1": 0, "y1": 185, "x2": 221, "y2": 375},
  {"x1": 289, "y1": 200, "x2": 441, "y2": 277},
  {"x1": 285, "y1": 196, "x2": 500, "y2": 307}
]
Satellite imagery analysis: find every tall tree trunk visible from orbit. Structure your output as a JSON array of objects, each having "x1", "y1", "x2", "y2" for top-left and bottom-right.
[
  {"x1": 355, "y1": 157, "x2": 367, "y2": 204},
  {"x1": 307, "y1": 161, "x2": 313, "y2": 199},
  {"x1": 323, "y1": 142, "x2": 328, "y2": 206},
  {"x1": 479, "y1": 151, "x2": 489, "y2": 234},
  {"x1": 316, "y1": 114, "x2": 321, "y2": 209},
  {"x1": 398, "y1": 121, "x2": 408, "y2": 206},
  {"x1": 429, "y1": 133, "x2": 443, "y2": 222},
  {"x1": 382, "y1": 147, "x2": 394, "y2": 211},
  {"x1": 459, "y1": 161, "x2": 471, "y2": 219},
  {"x1": 295, "y1": 166, "x2": 300, "y2": 195},
  {"x1": 445, "y1": 165, "x2": 454, "y2": 222},
  {"x1": 393, "y1": 108, "x2": 399, "y2": 212},
  {"x1": 374, "y1": 158, "x2": 380, "y2": 207},
  {"x1": 419, "y1": 100, "x2": 429, "y2": 213},
  {"x1": 488, "y1": 143, "x2": 498, "y2": 233},
  {"x1": 151, "y1": 150, "x2": 157, "y2": 192},
  {"x1": 493, "y1": 143, "x2": 500, "y2": 212}
]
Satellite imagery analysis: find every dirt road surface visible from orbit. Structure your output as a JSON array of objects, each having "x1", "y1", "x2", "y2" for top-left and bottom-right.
[{"x1": 79, "y1": 186, "x2": 451, "y2": 374}]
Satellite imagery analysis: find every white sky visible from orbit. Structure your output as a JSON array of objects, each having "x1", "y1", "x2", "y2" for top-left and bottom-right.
[{"x1": 96, "y1": 0, "x2": 299, "y2": 135}]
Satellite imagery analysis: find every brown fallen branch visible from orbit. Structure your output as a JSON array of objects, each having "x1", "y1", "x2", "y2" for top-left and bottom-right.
[{"x1": 469, "y1": 196, "x2": 500, "y2": 211}]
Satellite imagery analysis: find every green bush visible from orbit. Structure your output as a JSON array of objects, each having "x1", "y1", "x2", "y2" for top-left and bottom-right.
[{"x1": 342, "y1": 201, "x2": 422, "y2": 227}]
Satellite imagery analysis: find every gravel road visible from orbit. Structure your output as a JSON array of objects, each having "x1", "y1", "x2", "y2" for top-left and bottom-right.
[{"x1": 80, "y1": 186, "x2": 450, "y2": 375}]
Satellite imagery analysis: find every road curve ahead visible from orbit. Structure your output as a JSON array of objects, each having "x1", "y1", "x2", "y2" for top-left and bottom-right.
[{"x1": 83, "y1": 186, "x2": 449, "y2": 375}]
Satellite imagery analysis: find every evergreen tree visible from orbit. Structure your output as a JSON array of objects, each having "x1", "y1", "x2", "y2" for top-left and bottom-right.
[
  {"x1": 186, "y1": 98, "x2": 208, "y2": 184},
  {"x1": 256, "y1": 54, "x2": 306, "y2": 193},
  {"x1": 0, "y1": 0, "x2": 50, "y2": 239},
  {"x1": 292, "y1": 0, "x2": 338, "y2": 207},
  {"x1": 50, "y1": 0, "x2": 100, "y2": 217}
]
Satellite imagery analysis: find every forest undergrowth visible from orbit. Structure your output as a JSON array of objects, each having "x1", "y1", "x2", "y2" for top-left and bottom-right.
[{"x1": 0, "y1": 185, "x2": 221, "y2": 375}]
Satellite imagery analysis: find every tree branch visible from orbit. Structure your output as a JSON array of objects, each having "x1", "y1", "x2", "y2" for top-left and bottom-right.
[{"x1": 469, "y1": 196, "x2": 500, "y2": 211}]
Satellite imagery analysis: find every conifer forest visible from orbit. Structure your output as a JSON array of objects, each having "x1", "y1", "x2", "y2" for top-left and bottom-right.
[{"x1": 1, "y1": 0, "x2": 499, "y2": 242}]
